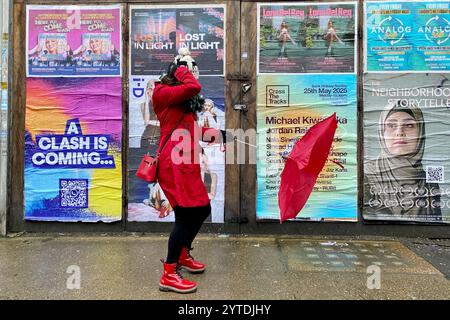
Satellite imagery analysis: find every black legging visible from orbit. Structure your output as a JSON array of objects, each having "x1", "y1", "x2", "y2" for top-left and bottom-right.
[{"x1": 166, "y1": 203, "x2": 211, "y2": 263}]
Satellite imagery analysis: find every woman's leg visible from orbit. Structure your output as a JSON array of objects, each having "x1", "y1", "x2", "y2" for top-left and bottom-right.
[
  {"x1": 166, "y1": 206, "x2": 193, "y2": 263},
  {"x1": 184, "y1": 204, "x2": 211, "y2": 249},
  {"x1": 160, "y1": 206, "x2": 198, "y2": 293},
  {"x1": 166, "y1": 204, "x2": 211, "y2": 263}
]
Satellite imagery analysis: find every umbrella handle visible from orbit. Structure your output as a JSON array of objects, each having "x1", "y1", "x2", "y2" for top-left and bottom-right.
[{"x1": 234, "y1": 138, "x2": 257, "y2": 148}]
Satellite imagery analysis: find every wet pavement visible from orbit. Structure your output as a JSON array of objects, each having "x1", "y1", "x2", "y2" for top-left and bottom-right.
[
  {"x1": 0, "y1": 234, "x2": 449, "y2": 300},
  {"x1": 402, "y1": 238, "x2": 450, "y2": 280}
]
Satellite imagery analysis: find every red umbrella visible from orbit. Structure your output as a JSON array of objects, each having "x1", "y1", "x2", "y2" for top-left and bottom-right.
[{"x1": 278, "y1": 113, "x2": 338, "y2": 223}]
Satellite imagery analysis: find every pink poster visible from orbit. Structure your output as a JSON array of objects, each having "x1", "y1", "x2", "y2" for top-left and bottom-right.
[{"x1": 26, "y1": 5, "x2": 122, "y2": 77}]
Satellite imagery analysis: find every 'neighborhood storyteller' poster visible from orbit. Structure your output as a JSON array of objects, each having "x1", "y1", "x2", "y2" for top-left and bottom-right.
[
  {"x1": 256, "y1": 74, "x2": 358, "y2": 221},
  {"x1": 364, "y1": 73, "x2": 450, "y2": 224},
  {"x1": 365, "y1": 1, "x2": 450, "y2": 72},
  {"x1": 24, "y1": 78, "x2": 122, "y2": 222},
  {"x1": 26, "y1": 5, "x2": 122, "y2": 77},
  {"x1": 258, "y1": 2, "x2": 357, "y2": 74},
  {"x1": 130, "y1": 5, "x2": 225, "y2": 76},
  {"x1": 127, "y1": 76, "x2": 225, "y2": 223}
]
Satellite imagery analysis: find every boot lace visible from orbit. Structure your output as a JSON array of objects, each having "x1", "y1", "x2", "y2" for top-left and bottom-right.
[
  {"x1": 175, "y1": 265, "x2": 184, "y2": 279},
  {"x1": 160, "y1": 259, "x2": 184, "y2": 279},
  {"x1": 187, "y1": 247, "x2": 195, "y2": 260}
]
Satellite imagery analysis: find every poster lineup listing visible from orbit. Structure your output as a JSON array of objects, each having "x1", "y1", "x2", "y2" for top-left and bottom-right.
[
  {"x1": 256, "y1": 74, "x2": 358, "y2": 221},
  {"x1": 24, "y1": 78, "x2": 122, "y2": 222},
  {"x1": 363, "y1": 73, "x2": 450, "y2": 224},
  {"x1": 365, "y1": 1, "x2": 450, "y2": 72},
  {"x1": 130, "y1": 5, "x2": 225, "y2": 76},
  {"x1": 26, "y1": 5, "x2": 122, "y2": 77},
  {"x1": 127, "y1": 76, "x2": 225, "y2": 223},
  {"x1": 257, "y1": 2, "x2": 357, "y2": 74}
]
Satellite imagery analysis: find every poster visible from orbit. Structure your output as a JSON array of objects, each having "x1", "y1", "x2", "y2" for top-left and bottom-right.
[
  {"x1": 415, "y1": 1, "x2": 450, "y2": 71},
  {"x1": 24, "y1": 78, "x2": 122, "y2": 222},
  {"x1": 130, "y1": 5, "x2": 225, "y2": 76},
  {"x1": 256, "y1": 74, "x2": 358, "y2": 221},
  {"x1": 364, "y1": 73, "x2": 450, "y2": 224},
  {"x1": 127, "y1": 76, "x2": 225, "y2": 223},
  {"x1": 26, "y1": 5, "x2": 122, "y2": 77},
  {"x1": 257, "y1": 2, "x2": 357, "y2": 74},
  {"x1": 365, "y1": 1, "x2": 450, "y2": 72}
]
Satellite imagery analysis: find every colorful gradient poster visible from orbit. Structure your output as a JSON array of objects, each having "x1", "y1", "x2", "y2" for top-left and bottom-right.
[
  {"x1": 24, "y1": 78, "x2": 122, "y2": 222},
  {"x1": 258, "y1": 2, "x2": 357, "y2": 74},
  {"x1": 127, "y1": 76, "x2": 225, "y2": 223},
  {"x1": 26, "y1": 5, "x2": 122, "y2": 77},
  {"x1": 256, "y1": 74, "x2": 357, "y2": 221},
  {"x1": 364, "y1": 73, "x2": 450, "y2": 224},
  {"x1": 130, "y1": 5, "x2": 225, "y2": 76}
]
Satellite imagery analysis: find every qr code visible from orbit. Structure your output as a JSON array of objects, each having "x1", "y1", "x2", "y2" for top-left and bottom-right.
[
  {"x1": 60, "y1": 179, "x2": 88, "y2": 208},
  {"x1": 426, "y1": 166, "x2": 444, "y2": 183}
]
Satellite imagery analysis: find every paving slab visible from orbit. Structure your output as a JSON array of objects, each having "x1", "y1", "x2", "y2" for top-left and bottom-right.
[{"x1": 0, "y1": 235, "x2": 448, "y2": 300}]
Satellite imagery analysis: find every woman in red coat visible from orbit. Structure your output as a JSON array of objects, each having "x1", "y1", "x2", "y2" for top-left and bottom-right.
[{"x1": 152, "y1": 62, "x2": 226, "y2": 293}]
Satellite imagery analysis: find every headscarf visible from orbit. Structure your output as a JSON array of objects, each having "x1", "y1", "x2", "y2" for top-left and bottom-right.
[{"x1": 365, "y1": 100, "x2": 441, "y2": 219}]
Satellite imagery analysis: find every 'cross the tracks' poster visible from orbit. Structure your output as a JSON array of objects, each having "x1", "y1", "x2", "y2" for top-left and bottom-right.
[{"x1": 256, "y1": 74, "x2": 357, "y2": 221}]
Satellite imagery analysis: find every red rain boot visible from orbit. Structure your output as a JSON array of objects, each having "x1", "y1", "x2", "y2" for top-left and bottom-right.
[
  {"x1": 159, "y1": 260, "x2": 197, "y2": 294},
  {"x1": 179, "y1": 247, "x2": 206, "y2": 273}
]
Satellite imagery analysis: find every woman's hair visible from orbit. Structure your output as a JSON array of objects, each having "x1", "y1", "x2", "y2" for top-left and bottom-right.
[
  {"x1": 160, "y1": 63, "x2": 181, "y2": 86},
  {"x1": 146, "y1": 79, "x2": 155, "y2": 93},
  {"x1": 204, "y1": 99, "x2": 215, "y2": 109},
  {"x1": 160, "y1": 75, "x2": 181, "y2": 86}
]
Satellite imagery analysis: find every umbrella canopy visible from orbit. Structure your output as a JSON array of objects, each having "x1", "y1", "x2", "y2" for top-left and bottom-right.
[{"x1": 278, "y1": 113, "x2": 338, "y2": 223}]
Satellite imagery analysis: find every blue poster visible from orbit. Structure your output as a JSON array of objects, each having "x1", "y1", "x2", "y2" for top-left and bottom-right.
[
  {"x1": 366, "y1": 1, "x2": 450, "y2": 72},
  {"x1": 365, "y1": 1, "x2": 415, "y2": 72},
  {"x1": 415, "y1": 2, "x2": 450, "y2": 71}
]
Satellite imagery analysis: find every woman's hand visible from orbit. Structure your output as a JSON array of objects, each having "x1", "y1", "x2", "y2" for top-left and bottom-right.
[
  {"x1": 167, "y1": 62, "x2": 178, "y2": 79},
  {"x1": 175, "y1": 49, "x2": 200, "y2": 79}
]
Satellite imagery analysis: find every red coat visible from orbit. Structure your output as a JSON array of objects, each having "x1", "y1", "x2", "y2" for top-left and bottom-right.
[{"x1": 152, "y1": 66, "x2": 220, "y2": 208}]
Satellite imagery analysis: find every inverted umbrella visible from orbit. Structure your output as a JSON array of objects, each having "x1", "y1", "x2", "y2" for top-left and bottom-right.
[{"x1": 278, "y1": 113, "x2": 338, "y2": 223}]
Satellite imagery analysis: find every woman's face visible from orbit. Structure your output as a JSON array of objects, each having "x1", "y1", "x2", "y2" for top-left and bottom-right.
[
  {"x1": 89, "y1": 39, "x2": 103, "y2": 53},
  {"x1": 203, "y1": 101, "x2": 213, "y2": 112},
  {"x1": 45, "y1": 39, "x2": 58, "y2": 54},
  {"x1": 384, "y1": 111, "x2": 420, "y2": 156}
]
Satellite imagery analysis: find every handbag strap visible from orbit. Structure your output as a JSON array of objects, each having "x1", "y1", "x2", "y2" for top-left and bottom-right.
[{"x1": 154, "y1": 112, "x2": 185, "y2": 159}]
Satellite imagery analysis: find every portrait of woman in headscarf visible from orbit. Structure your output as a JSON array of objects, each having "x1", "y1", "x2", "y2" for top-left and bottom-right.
[{"x1": 364, "y1": 99, "x2": 442, "y2": 222}]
